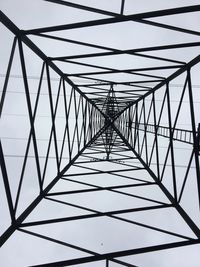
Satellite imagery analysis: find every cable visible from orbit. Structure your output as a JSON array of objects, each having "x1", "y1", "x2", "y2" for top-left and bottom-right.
[
  {"x1": 1, "y1": 90, "x2": 199, "y2": 102},
  {"x1": 0, "y1": 73, "x2": 200, "y2": 88},
  {"x1": 0, "y1": 136, "x2": 80, "y2": 142},
  {"x1": 0, "y1": 136, "x2": 193, "y2": 151},
  {"x1": 1, "y1": 113, "x2": 75, "y2": 119},
  {"x1": 2, "y1": 154, "x2": 196, "y2": 169}
]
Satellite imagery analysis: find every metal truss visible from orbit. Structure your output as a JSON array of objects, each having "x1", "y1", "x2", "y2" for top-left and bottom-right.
[{"x1": 0, "y1": 1, "x2": 200, "y2": 266}]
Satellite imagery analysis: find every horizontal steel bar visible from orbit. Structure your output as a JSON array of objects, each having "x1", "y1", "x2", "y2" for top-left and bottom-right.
[
  {"x1": 30, "y1": 239, "x2": 200, "y2": 267},
  {"x1": 23, "y1": 5, "x2": 200, "y2": 34},
  {"x1": 55, "y1": 41, "x2": 200, "y2": 61},
  {"x1": 20, "y1": 203, "x2": 170, "y2": 227}
]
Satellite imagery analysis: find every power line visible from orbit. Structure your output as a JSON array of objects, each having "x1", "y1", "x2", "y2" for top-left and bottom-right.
[
  {"x1": 0, "y1": 136, "x2": 80, "y2": 142},
  {"x1": 2, "y1": 154, "x2": 196, "y2": 169},
  {"x1": 1, "y1": 113, "x2": 78, "y2": 119},
  {"x1": 0, "y1": 113, "x2": 193, "y2": 127},
  {"x1": 0, "y1": 73, "x2": 91, "y2": 83},
  {"x1": 1, "y1": 73, "x2": 200, "y2": 89},
  {"x1": 0, "y1": 136, "x2": 193, "y2": 150},
  {"x1": 1, "y1": 90, "x2": 199, "y2": 103}
]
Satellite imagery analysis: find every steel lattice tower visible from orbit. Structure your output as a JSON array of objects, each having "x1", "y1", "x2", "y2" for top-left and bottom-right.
[{"x1": 0, "y1": 1, "x2": 200, "y2": 266}]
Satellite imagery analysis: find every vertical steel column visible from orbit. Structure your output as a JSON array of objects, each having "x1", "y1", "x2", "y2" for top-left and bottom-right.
[
  {"x1": 166, "y1": 82, "x2": 177, "y2": 201},
  {"x1": 0, "y1": 142, "x2": 15, "y2": 223},
  {"x1": 133, "y1": 102, "x2": 138, "y2": 149},
  {"x1": 0, "y1": 37, "x2": 17, "y2": 116},
  {"x1": 142, "y1": 98, "x2": 148, "y2": 163},
  {"x1": 187, "y1": 69, "x2": 200, "y2": 211},
  {"x1": 152, "y1": 92, "x2": 160, "y2": 180},
  {"x1": 120, "y1": 0, "x2": 125, "y2": 15}
]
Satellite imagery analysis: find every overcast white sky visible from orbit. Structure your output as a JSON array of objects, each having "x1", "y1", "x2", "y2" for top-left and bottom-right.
[{"x1": 0, "y1": 1, "x2": 200, "y2": 266}]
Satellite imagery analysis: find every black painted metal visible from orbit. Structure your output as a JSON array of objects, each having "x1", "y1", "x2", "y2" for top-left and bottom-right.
[{"x1": 0, "y1": 3, "x2": 200, "y2": 267}]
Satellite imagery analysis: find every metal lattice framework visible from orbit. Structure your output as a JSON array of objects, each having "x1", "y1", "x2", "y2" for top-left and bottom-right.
[{"x1": 0, "y1": 1, "x2": 200, "y2": 266}]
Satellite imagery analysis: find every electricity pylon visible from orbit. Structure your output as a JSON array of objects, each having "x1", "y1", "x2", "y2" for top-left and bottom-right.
[{"x1": 0, "y1": 3, "x2": 200, "y2": 266}]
